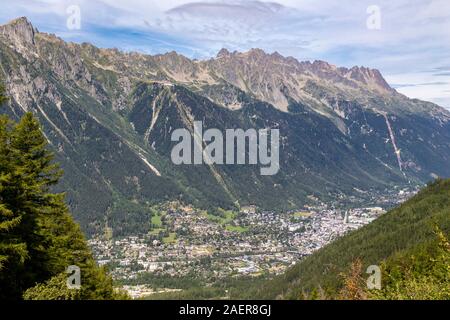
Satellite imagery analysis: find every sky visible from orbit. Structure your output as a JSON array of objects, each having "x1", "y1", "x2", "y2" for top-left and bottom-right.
[{"x1": 1, "y1": 0, "x2": 450, "y2": 109}]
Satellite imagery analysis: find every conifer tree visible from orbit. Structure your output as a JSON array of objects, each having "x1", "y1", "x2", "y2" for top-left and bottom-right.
[
  {"x1": 0, "y1": 84, "x2": 6, "y2": 105},
  {"x1": 0, "y1": 114, "x2": 29, "y2": 298},
  {"x1": 0, "y1": 85, "x2": 123, "y2": 299},
  {"x1": 0, "y1": 85, "x2": 29, "y2": 298}
]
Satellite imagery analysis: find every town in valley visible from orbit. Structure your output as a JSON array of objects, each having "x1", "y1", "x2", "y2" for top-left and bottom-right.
[{"x1": 88, "y1": 186, "x2": 419, "y2": 298}]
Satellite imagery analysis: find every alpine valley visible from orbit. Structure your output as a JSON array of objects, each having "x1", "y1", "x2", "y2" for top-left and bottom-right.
[{"x1": 1, "y1": 17, "x2": 450, "y2": 240}]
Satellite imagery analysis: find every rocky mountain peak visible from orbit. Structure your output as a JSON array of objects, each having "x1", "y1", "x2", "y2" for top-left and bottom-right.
[
  {"x1": 215, "y1": 48, "x2": 275, "y2": 61},
  {"x1": 207, "y1": 47, "x2": 395, "y2": 109},
  {"x1": 216, "y1": 48, "x2": 231, "y2": 58},
  {"x1": 311, "y1": 60, "x2": 337, "y2": 71},
  {"x1": 0, "y1": 16, "x2": 36, "y2": 46},
  {"x1": 247, "y1": 48, "x2": 266, "y2": 56},
  {"x1": 339, "y1": 65, "x2": 393, "y2": 92}
]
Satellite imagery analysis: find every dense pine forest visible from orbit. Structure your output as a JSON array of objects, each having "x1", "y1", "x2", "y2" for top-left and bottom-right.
[{"x1": 0, "y1": 84, "x2": 125, "y2": 300}]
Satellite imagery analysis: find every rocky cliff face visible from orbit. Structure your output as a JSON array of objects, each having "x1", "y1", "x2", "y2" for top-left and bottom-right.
[
  {"x1": 1, "y1": 17, "x2": 450, "y2": 236},
  {"x1": 0, "y1": 17, "x2": 36, "y2": 53}
]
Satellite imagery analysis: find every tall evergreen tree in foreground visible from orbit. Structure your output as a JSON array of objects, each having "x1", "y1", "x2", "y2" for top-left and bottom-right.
[{"x1": 0, "y1": 85, "x2": 124, "y2": 299}]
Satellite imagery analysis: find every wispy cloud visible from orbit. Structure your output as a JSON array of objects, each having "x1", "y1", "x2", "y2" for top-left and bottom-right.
[{"x1": 0, "y1": 0, "x2": 449, "y2": 109}]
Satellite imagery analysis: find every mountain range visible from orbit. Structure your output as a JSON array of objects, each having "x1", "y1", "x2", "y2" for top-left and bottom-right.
[{"x1": 1, "y1": 17, "x2": 450, "y2": 236}]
